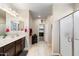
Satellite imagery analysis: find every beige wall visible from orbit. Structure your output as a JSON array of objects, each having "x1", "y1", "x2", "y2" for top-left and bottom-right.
[
  {"x1": 74, "y1": 4, "x2": 79, "y2": 11},
  {"x1": 44, "y1": 16, "x2": 53, "y2": 43},
  {"x1": 23, "y1": 9, "x2": 30, "y2": 49},
  {"x1": 29, "y1": 13, "x2": 35, "y2": 35},
  {"x1": 29, "y1": 12, "x2": 34, "y2": 47},
  {"x1": 0, "y1": 16, "x2": 6, "y2": 24}
]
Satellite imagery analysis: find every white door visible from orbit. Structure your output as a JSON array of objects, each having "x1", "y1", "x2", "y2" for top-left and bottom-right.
[
  {"x1": 74, "y1": 11, "x2": 79, "y2": 56},
  {"x1": 60, "y1": 15, "x2": 73, "y2": 56}
]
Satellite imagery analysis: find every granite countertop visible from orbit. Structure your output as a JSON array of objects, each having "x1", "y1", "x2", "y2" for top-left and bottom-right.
[{"x1": 0, "y1": 34, "x2": 26, "y2": 48}]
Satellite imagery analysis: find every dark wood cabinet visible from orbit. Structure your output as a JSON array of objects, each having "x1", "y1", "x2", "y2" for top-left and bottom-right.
[
  {"x1": 4, "y1": 42, "x2": 15, "y2": 56},
  {"x1": 15, "y1": 39, "x2": 22, "y2": 55},
  {"x1": 0, "y1": 47, "x2": 4, "y2": 56},
  {"x1": 4, "y1": 46, "x2": 15, "y2": 56},
  {"x1": 21, "y1": 37, "x2": 25, "y2": 49},
  {"x1": 0, "y1": 47, "x2": 3, "y2": 53},
  {"x1": 0, "y1": 37, "x2": 25, "y2": 56}
]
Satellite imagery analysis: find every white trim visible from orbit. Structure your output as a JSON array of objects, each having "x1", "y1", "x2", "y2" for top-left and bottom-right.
[{"x1": 52, "y1": 53, "x2": 61, "y2": 56}]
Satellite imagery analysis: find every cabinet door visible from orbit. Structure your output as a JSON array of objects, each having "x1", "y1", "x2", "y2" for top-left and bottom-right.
[
  {"x1": 15, "y1": 39, "x2": 22, "y2": 55},
  {"x1": 60, "y1": 15, "x2": 73, "y2": 56},
  {"x1": 21, "y1": 37, "x2": 25, "y2": 49},
  {"x1": 0, "y1": 47, "x2": 4, "y2": 56},
  {"x1": 4, "y1": 42, "x2": 15, "y2": 56},
  {"x1": 74, "y1": 11, "x2": 79, "y2": 56},
  {"x1": 4, "y1": 47, "x2": 15, "y2": 56}
]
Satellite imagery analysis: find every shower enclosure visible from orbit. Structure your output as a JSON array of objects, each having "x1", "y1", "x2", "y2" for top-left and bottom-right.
[{"x1": 59, "y1": 10, "x2": 79, "y2": 56}]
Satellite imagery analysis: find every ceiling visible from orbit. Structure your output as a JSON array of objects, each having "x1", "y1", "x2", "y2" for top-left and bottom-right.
[
  {"x1": 0, "y1": 9, "x2": 6, "y2": 18},
  {"x1": 2, "y1": 3, "x2": 53, "y2": 19},
  {"x1": 28, "y1": 3, "x2": 52, "y2": 19}
]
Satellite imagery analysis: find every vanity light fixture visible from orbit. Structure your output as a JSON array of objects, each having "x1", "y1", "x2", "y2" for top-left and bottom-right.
[{"x1": 0, "y1": 6, "x2": 18, "y2": 17}]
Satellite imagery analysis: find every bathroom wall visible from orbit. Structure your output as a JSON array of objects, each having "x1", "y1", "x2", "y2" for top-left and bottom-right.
[
  {"x1": 29, "y1": 11, "x2": 34, "y2": 46},
  {"x1": 44, "y1": 16, "x2": 53, "y2": 43},
  {"x1": 23, "y1": 9, "x2": 30, "y2": 49},
  {"x1": 29, "y1": 11, "x2": 34, "y2": 35}
]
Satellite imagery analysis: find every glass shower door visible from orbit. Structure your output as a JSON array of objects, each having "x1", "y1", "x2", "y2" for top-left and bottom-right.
[{"x1": 60, "y1": 15, "x2": 73, "y2": 56}]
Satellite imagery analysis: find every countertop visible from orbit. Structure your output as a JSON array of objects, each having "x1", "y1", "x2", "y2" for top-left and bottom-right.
[{"x1": 0, "y1": 34, "x2": 26, "y2": 48}]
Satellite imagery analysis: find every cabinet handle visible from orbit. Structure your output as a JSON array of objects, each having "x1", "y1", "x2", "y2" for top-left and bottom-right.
[
  {"x1": 75, "y1": 38, "x2": 79, "y2": 40},
  {"x1": 65, "y1": 33, "x2": 72, "y2": 42},
  {"x1": 67, "y1": 36, "x2": 72, "y2": 42}
]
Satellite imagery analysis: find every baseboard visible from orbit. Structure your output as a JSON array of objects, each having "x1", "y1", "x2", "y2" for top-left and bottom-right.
[
  {"x1": 24, "y1": 47, "x2": 29, "y2": 51},
  {"x1": 52, "y1": 53, "x2": 61, "y2": 56}
]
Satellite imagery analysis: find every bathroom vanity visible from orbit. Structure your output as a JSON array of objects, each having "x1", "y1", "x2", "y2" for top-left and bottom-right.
[
  {"x1": 0, "y1": 8, "x2": 26, "y2": 56},
  {"x1": 0, "y1": 35, "x2": 26, "y2": 56}
]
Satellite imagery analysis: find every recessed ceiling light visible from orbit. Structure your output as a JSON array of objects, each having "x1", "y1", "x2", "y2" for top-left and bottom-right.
[{"x1": 38, "y1": 15, "x2": 41, "y2": 17}]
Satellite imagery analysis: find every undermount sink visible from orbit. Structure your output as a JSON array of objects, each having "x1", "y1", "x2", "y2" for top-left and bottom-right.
[
  {"x1": 0, "y1": 33, "x2": 20, "y2": 40},
  {"x1": 16, "y1": 34, "x2": 19, "y2": 36},
  {"x1": 0, "y1": 36, "x2": 4, "y2": 39},
  {"x1": 0, "y1": 34, "x2": 7, "y2": 39}
]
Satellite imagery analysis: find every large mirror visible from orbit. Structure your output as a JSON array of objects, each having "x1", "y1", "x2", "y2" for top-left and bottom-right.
[
  {"x1": 18, "y1": 21, "x2": 24, "y2": 31},
  {"x1": 11, "y1": 21, "x2": 18, "y2": 31},
  {"x1": 0, "y1": 9, "x2": 6, "y2": 36}
]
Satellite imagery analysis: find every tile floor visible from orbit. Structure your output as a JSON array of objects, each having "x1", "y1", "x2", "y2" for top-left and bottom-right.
[{"x1": 27, "y1": 41, "x2": 52, "y2": 56}]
